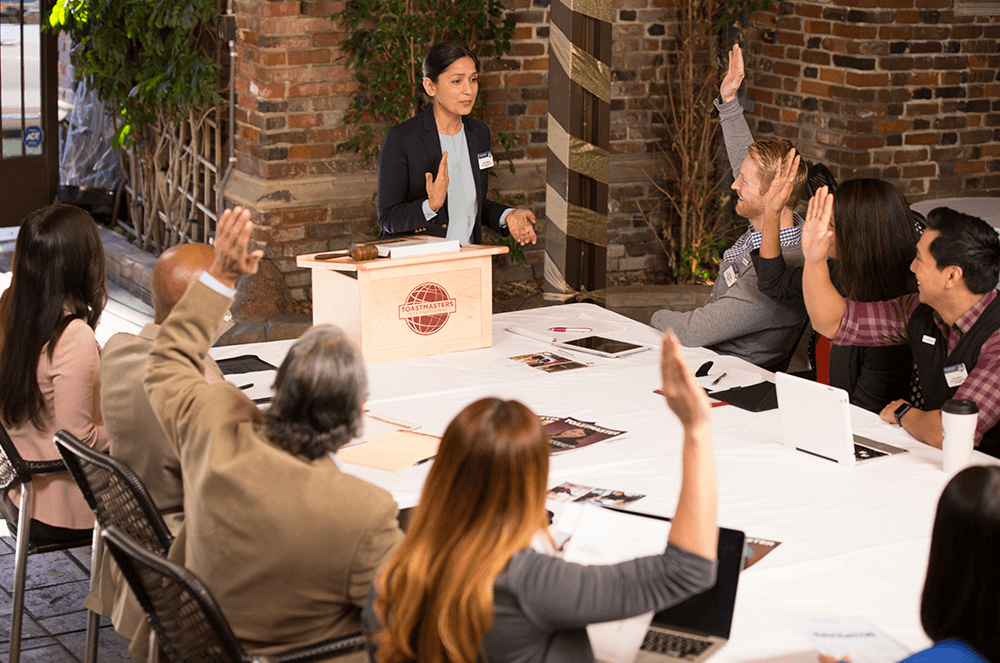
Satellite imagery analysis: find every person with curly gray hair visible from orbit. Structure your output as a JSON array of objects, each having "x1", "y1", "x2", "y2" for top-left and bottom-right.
[
  {"x1": 265, "y1": 324, "x2": 369, "y2": 458},
  {"x1": 142, "y1": 206, "x2": 403, "y2": 660}
]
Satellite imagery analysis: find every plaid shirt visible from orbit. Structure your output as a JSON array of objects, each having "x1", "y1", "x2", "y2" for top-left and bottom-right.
[
  {"x1": 722, "y1": 216, "x2": 803, "y2": 264},
  {"x1": 834, "y1": 290, "x2": 1000, "y2": 444}
]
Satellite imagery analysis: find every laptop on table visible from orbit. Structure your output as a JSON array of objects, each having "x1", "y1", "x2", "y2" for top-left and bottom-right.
[
  {"x1": 633, "y1": 526, "x2": 746, "y2": 663},
  {"x1": 774, "y1": 372, "x2": 908, "y2": 466}
]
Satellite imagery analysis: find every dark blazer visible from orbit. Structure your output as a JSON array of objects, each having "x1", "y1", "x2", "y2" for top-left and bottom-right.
[{"x1": 377, "y1": 106, "x2": 510, "y2": 244}]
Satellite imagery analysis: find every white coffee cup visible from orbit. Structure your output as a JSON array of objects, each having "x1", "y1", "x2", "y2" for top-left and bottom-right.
[{"x1": 941, "y1": 398, "x2": 979, "y2": 475}]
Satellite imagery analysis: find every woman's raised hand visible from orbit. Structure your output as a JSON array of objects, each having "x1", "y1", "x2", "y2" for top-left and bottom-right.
[
  {"x1": 660, "y1": 330, "x2": 710, "y2": 432},
  {"x1": 802, "y1": 186, "x2": 835, "y2": 265},
  {"x1": 425, "y1": 152, "x2": 450, "y2": 212}
]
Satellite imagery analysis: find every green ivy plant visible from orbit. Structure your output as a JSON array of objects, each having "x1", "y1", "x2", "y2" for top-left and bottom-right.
[
  {"x1": 49, "y1": 0, "x2": 222, "y2": 150},
  {"x1": 49, "y1": 0, "x2": 224, "y2": 252},
  {"x1": 333, "y1": 0, "x2": 528, "y2": 261},
  {"x1": 333, "y1": 0, "x2": 514, "y2": 163}
]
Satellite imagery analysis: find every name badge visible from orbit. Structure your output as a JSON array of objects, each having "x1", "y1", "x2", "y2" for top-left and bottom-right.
[
  {"x1": 921, "y1": 334, "x2": 936, "y2": 346},
  {"x1": 723, "y1": 265, "x2": 738, "y2": 288},
  {"x1": 944, "y1": 363, "x2": 968, "y2": 388},
  {"x1": 478, "y1": 151, "x2": 494, "y2": 169}
]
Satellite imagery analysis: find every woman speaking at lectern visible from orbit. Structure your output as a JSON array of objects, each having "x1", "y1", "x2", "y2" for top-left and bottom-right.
[{"x1": 376, "y1": 41, "x2": 537, "y2": 246}]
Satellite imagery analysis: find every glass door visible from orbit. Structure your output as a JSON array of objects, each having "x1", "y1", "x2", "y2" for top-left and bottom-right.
[{"x1": 0, "y1": 0, "x2": 57, "y2": 227}]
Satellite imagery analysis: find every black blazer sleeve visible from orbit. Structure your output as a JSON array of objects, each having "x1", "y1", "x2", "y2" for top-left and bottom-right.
[{"x1": 377, "y1": 115, "x2": 446, "y2": 239}]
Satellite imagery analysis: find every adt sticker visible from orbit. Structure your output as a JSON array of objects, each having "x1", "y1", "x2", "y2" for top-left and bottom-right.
[{"x1": 22, "y1": 126, "x2": 43, "y2": 148}]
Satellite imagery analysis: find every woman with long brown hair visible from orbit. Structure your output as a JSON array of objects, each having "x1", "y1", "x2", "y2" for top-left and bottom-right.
[
  {"x1": 364, "y1": 331, "x2": 718, "y2": 663},
  {"x1": 0, "y1": 203, "x2": 109, "y2": 540}
]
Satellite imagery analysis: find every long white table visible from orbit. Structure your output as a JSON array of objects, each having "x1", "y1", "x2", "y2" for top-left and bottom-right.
[{"x1": 210, "y1": 303, "x2": 999, "y2": 663}]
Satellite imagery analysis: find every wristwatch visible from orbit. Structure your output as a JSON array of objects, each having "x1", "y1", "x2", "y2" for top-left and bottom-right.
[{"x1": 893, "y1": 402, "x2": 912, "y2": 427}]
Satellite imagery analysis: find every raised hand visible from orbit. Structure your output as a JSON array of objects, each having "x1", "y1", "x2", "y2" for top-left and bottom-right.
[
  {"x1": 764, "y1": 148, "x2": 800, "y2": 217},
  {"x1": 660, "y1": 330, "x2": 710, "y2": 432},
  {"x1": 210, "y1": 206, "x2": 263, "y2": 287},
  {"x1": 506, "y1": 208, "x2": 538, "y2": 245},
  {"x1": 720, "y1": 43, "x2": 745, "y2": 103},
  {"x1": 425, "y1": 152, "x2": 450, "y2": 212},
  {"x1": 802, "y1": 186, "x2": 835, "y2": 264}
]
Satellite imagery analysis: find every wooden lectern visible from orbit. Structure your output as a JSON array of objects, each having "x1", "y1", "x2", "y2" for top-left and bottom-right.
[{"x1": 297, "y1": 245, "x2": 508, "y2": 362}]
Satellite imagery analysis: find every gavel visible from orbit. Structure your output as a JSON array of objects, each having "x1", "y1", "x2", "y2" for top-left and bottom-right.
[{"x1": 313, "y1": 245, "x2": 380, "y2": 262}]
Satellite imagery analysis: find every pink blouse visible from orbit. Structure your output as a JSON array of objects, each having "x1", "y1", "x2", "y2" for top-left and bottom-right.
[{"x1": 8, "y1": 318, "x2": 109, "y2": 530}]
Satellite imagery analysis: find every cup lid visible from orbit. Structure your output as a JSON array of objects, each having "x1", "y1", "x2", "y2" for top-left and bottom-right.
[{"x1": 942, "y1": 398, "x2": 979, "y2": 415}]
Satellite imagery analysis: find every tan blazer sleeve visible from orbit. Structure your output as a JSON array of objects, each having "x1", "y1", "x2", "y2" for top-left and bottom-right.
[
  {"x1": 145, "y1": 278, "x2": 233, "y2": 453},
  {"x1": 347, "y1": 497, "x2": 404, "y2": 608}
]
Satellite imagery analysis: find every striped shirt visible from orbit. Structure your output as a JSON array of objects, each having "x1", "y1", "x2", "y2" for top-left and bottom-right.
[{"x1": 834, "y1": 290, "x2": 1000, "y2": 444}]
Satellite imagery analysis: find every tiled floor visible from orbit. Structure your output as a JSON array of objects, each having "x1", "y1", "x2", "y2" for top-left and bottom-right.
[
  {"x1": 1, "y1": 230, "x2": 153, "y2": 661},
  {"x1": 0, "y1": 529, "x2": 137, "y2": 662}
]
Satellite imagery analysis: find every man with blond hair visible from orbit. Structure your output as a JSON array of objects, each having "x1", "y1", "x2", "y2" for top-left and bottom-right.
[{"x1": 651, "y1": 43, "x2": 809, "y2": 371}]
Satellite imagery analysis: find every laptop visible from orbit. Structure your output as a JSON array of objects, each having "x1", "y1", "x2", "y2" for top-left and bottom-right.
[
  {"x1": 774, "y1": 372, "x2": 908, "y2": 466},
  {"x1": 633, "y1": 524, "x2": 746, "y2": 663}
]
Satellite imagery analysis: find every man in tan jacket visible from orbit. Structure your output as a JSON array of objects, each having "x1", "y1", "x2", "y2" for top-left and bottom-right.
[
  {"x1": 144, "y1": 207, "x2": 404, "y2": 657},
  {"x1": 85, "y1": 243, "x2": 222, "y2": 643}
]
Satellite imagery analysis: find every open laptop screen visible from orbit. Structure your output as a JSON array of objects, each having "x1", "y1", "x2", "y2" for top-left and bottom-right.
[{"x1": 649, "y1": 526, "x2": 746, "y2": 639}]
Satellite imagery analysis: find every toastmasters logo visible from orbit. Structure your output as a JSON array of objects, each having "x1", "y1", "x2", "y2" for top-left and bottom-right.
[{"x1": 399, "y1": 282, "x2": 456, "y2": 335}]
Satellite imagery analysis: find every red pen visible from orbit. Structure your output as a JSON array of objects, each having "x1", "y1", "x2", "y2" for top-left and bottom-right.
[{"x1": 549, "y1": 327, "x2": 592, "y2": 332}]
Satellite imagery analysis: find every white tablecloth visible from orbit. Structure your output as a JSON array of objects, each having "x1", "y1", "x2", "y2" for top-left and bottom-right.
[{"x1": 210, "y1": 303, "x2": 999, "y2": 663}]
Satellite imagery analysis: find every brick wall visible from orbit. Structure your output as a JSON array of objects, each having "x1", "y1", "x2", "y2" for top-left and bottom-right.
[
  {"x1": 743, "y1": 1, "x2": 1000, "y2": 200},
  {"x1": 226, "y1": 0, "x2": 685, "y2": 300}
]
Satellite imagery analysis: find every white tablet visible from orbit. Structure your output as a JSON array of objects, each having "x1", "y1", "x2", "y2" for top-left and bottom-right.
[{"x1": 555, "y1": 335, "x2": 650, "y2": 358}]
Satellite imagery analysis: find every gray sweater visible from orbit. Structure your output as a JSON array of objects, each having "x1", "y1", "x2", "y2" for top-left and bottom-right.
[
  {"x1": 363, "y1": 542, "x2": 716, "y2": 663},
  {"x1": 650, "y1": 97, "x2": 807, "y2": 369}
]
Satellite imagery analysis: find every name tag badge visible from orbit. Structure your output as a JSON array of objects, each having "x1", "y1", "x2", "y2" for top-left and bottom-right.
[
  {"x1": 944, "y1": 363, "x2": 968, "y2": 389},
  {"x1": 723, "y1": 265, "x2": 738, "y2": 288},
  {"x1": 478, "y1": 150, "x2": 494, "y2": 170},
  {"x1": 921, "y1": 334, "x2": 936, "y2": 346}
]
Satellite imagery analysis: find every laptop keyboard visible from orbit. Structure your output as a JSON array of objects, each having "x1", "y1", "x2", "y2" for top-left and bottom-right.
[
  {"x1": 640, "y1": 630, "x2": 714, "y2": 660},
  {"x1": 854, "y1": 443, "x2": 887, "y2": 461}
]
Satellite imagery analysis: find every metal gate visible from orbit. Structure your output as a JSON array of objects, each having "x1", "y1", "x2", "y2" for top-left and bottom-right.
[{"x1": 0, "y1": 0, "x2": 57, "y2": 227}]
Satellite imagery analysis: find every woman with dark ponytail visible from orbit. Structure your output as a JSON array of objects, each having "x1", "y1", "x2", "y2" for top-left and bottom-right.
[{"x1": 376, "y1": 41, "x2": 537, "y2": 246}]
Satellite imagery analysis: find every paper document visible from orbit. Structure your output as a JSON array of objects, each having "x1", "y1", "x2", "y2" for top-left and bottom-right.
[
  {"x1": 338, "y1": 431, "x2": 440, "y2": 472},
  {"x1": 343, "y1": 411, "x2": 421, "y2": 449},
  {"x1": 353, "y1": 236, "x2": 460, "y2": 259},
  {"x1": 558, "y1": 503, "x2": 671, "y2": 663},
  {"x1": 782, "y1": 615, "x2": 910, "y2": 663}
]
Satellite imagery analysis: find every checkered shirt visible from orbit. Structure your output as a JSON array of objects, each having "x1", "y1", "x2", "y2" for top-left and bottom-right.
[
  {"x1": 722, "y1": 215, "x2": 803, "y2": 264},
  {"x1": 834, "y1": 289, "x2": 1000, "y2": 445}
]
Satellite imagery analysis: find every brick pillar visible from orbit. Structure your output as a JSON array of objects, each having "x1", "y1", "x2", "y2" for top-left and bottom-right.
[
  {"x1": 224, "y1": 0, "x2": 372, "y2": 301},
  {"x1": 744, "y1": 1, "x2": 1000, "y2": 200}
]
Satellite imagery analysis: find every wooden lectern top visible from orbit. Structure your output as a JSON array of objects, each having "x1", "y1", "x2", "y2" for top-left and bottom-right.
[{"x1": 297, "y1": 244, "x2": 508, "y2": 272}]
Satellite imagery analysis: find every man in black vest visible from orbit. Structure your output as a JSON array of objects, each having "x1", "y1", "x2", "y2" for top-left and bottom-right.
[{"x1": 802, "y1": 191, "x2": 1000, "y2": 457}]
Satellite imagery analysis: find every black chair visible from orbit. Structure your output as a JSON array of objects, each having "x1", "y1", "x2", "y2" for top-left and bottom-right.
[
  {"x1": 54, "y1": 429, "x2": 174, "y2": 560},
  {"x1": 760, "y1": 315, "x2": 811, "y2": 374},
  {"x1": 806, "y1": 162, "x2": 838, "y2": 197},
  {"x1": 100, "y1": 526, "x2": 366, "y2": 663},
  {"x1": 0, "y1": 423, "x2": 100, "y2": 663},
  {"x1": 54, "y1": 429, "x2": 179, "y2": 658}
]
